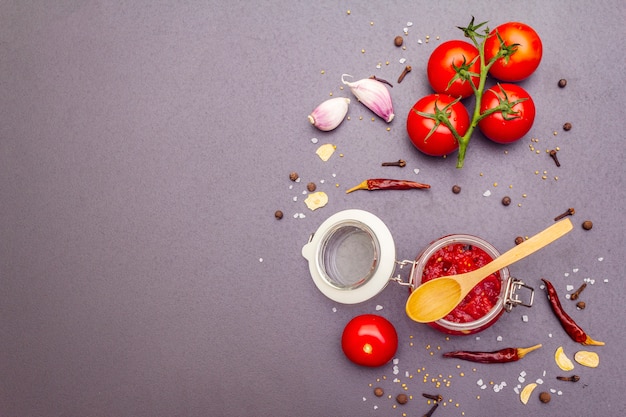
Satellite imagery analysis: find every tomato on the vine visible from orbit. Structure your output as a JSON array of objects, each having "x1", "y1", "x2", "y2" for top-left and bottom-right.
[
  {"x1": 341, "y1": 315, "x2": 398, "y2": 367},
  {"x1": 478, "y1": 83, "x2": 536, "y2": 144},
  {"x1": 407, "y1": 94, "x2": 470, "y2": 156},
  {"x1": 484, "y1": 22, "x2": 542, "y2": 82},
  {"x1": 427, "y1": 40, "x2": 480, "y2": 99}
]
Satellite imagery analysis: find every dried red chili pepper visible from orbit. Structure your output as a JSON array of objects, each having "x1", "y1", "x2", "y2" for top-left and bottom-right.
[
  {"x1": 442, "y1": 344, "x2": 542, "y2": 363},
  {"x1": 541, "y1": 278, "x2": 604, "y2": 346},
  {"x1": 345, "y1": 178, "x2": 431, "y2": 194}
]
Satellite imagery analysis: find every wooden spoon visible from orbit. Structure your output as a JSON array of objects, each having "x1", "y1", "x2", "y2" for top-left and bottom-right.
[{"x1": 405, "y1": 219, "x2": 573, "y2": 323}]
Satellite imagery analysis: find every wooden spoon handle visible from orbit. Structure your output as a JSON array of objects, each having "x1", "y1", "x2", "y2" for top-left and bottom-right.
[{"x1": 480, "y1": 218, "x2": 573, "y2": 278}]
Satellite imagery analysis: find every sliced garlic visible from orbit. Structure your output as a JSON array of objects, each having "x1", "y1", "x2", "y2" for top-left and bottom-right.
[
  {"x1": 520, "y1": 382, "x2": 537, "y2": 405},
  {"x1": 308, "y1": 97, "x2": 350, "y2": 131},
  {"x1": 304, "y1": 191, "x2": 328, "y2": 211},
  {"x1": 341, "y1": 74, "x2": 394, "y2": 123},
  {"x1": 554, "y1": 346, "x2": 575, "y2": 371},
  {"x1": 574, "y1": 350, "x2": 599, "y2": 368},
  {"x1": 315, "y1": 143, "x2": 336, "y2": 161}
]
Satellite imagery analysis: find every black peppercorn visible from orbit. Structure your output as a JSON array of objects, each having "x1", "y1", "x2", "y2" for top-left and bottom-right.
[
  {"x1": 307, "y1": 182, "x2": 317, "y2": 192},
  {"x1": 539, "y1": 391, "x2": 551, "y2": 403},
  {"x1": 452, "y1": 185, "x2": 461, "y2": 194},
  {"x1": 373, "y1": 387, "x2": 384, "y2": 397},
  {"x1": 515, "y1": 236, "x2": 525, "y2": 245},
  {"x1": 563, "y1": 122, "x2": 572, "y2": 131},
  {"x1": 558, "y1": 79, "x2": 567, "y2": 88},
  {"x1": 394, "y1": 36, "x2": 404, "y2": 47},
  {"x1": 274, "y1": 210, "x2": 283, "y2": 220},
  {"x1": 582, "y1": 220, "x2": 593, "y2": 230},
  {"x1": 576, "y1": 301, "x2": 586, "y2": 310},
  {"x1": 502, "y1": 196, "x2": 511, "y2": 206},
  {"x1": 289, "y1": 172, "x2": 299, "y2": 181}
]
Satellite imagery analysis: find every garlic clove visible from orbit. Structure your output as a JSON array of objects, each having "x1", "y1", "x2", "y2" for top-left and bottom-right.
[
  {"x1": 341, "y1": 74, "x2": 394, "y2": 123},
  {"x1": 308, "y1": 97, "x2": 350, "y2": 131}
]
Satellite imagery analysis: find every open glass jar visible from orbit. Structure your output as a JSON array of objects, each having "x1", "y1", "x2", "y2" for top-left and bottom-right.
[{"x1": 302, "y1": 209, "x2": 534, "y2": 335}]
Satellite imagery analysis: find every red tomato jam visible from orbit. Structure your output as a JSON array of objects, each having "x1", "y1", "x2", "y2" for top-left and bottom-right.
[{"x1": 422, "y1": 243, "x2": 501, "y2": 323}]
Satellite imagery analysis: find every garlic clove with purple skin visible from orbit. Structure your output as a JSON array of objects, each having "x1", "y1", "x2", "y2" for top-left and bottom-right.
[
  {"x1": 308, "y1": 97, "x2": 350, "y2": 131},
  {"x1": 341, "y1": 74, "x2": 394, "y2": 123}
]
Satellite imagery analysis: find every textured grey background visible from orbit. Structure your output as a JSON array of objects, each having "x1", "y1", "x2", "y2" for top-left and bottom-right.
[{"x1": 1, "y1": 1, "x2": 625, "y2": 416}]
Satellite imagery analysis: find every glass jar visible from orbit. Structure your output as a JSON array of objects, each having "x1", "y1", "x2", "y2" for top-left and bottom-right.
[{"x1": 408, "y1": 234, "x2": 533, "y2": 335}]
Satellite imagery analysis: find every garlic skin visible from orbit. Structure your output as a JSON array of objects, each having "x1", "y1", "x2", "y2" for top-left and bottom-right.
[
  {"x1": 341, "y1": 74, "x2": 394, "y2": 123},
  {"x1": 308, "y1": 97, "x2": 350, "y2": 131}
]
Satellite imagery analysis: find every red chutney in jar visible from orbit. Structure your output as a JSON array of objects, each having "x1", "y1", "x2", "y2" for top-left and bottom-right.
[{"x1": 421, "y1": 243, "x2": 501, "y2": 323}]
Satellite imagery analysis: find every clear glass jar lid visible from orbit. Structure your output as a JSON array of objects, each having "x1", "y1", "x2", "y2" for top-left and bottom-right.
[{"x1": 301, "y1": 209, "x2": 396, "y2": 304}]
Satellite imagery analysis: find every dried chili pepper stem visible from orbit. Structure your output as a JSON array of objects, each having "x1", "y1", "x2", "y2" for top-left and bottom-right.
[
  {"x1": 345, "y1": 178, "x2": 431, "y2": 194},
  {"x1": 422, "y1": 393, "x2": 443, "y2": 402},
  {"x1": 556, "y1": 375, "x2": 580, "y2": 382},
  {"x1": 549, "y1": 149, "x2": 561, "y2": 167},
  {"x1": 381, "y1": 159, "x2": 406, "y2": 167},
  {"x1": 570, "y1": 282, "x2": 587, "y2": 300},
  {"x1": 554, "y1": 208, "x2": 575, "y2": 221},
  {"x1": 542, "y1": 278, "x2": 604, "y2": 346},
  {"x1": 422, "y1": 402, "x2": 439, "y2": 417},
  {"x1": 442, "y1": 344, "x2": 542, "y2": 363}
]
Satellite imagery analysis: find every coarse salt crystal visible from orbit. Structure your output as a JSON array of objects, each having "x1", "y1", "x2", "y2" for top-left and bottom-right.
[
  {"x1": 363, "y1": 397, "x2": 367, "y2": 401},
  {"x1": 376, "y1": 63, "x2": 381, "y2": 69},
  {"x1": 320, "y1": 179, "x2": 325, "y2": 183},
  {"x1": 536, "y1": 378, "x2": 543, "y2": 384},
  {"x1": 566, "y1": 285, "x2": 574, "y2": 291},
  {"x1": 393, "y1": 358, "x2": 399, "y2": 365},
  {"x1": 522, "y1": 315, "x2": 529, "y2": 322},
  {"x1": 259, "y1": 258, "x2": 263, "y2": 262},
  {"x1": 548, "y1": 333, "x2": 553, "y2": 338},
  {"x1": 518, "y1": 376, "x2": 525, "y2": 383},
  {"x1": 407, "y1": 21, "x2": 413, "y2": 26},
  {"x1": 604, "y1": 279, "x2": 609, "y2": 283},
  {"x1": 298, "y1": 213, "x2": 306, "y2": 219},
  {"x1": 598, "y1": 257, "x2": 604, "y2": 261},
  {"x1": 550, "y1": 388, "x2": 557, "y2": 393},
  {"x1": 496, "y1": 335, "x2": 503, "y2": 342},
  {"x1": 403, "y1": 27, "x2": 409, "y2": 35},
  {"x1": 332, "y1": 307, "x2": 337, "y2": 312},
  {"x1": 418, "y1": 39, "x2": 423, "y2": 44},
  {"x1": 483, "y1": 190, "x2": 492, "y2": 197},
  {"x1": 481, "y1": 385, "x2": 487, "y2": 390},
  {"x1": 293, "y1": 196, "x2": 298, "y2": 202},
  {"x1": 573, "y1": 268, "x2": 579, "y2": 273},
  {"x1": 477, "y1": 379, "x2": 483, "y2": 386},
  {"x1": 376, "y1": 305, "x2": 383, "y2": 311},
  {"x1": 514, "y1": 387, "x2": 520, "y2": 394},
  {"x1": 520, "y1": 371, "x2": 527, "y2": 377},
  {"x1": 399, "y1": 58, "x2": 407, "y2": 64},
  {"x1": 374, "y1": 405, "x2": 378, "y2": 410},
  {"x1": 475, "y1": 336, "x2": 480, "y2": 341},
  {"x1": 564, "y1": 272, "x2": 569, "y2": 277},
  {"x1": 311, "y1": 137, "x2": 319, "y2": 144},
  {"x1": 557, "y1": 390, "x2": 563, "y2": 396},
  {"x1": 413, "y1": 168, "x2": 420, "y2": 175},
  {"x1": 289, "y1": 184, "x2": 294, "y2": 190}
]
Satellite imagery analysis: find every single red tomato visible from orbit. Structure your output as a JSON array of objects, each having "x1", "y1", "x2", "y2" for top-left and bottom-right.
[
  {"x1": 407, "y1": 94, "x2": 470, "y2": 156},
  {"x1": 484, "y1": 22, "x2": 542, "y2": 81},
  {"x1": 478, "y1": 83, "x2": 536, "y2": 144},
  {"x1": 341, "y1": 314, "x2": 398, "y2": 367},
  {"x1": 427, "y1": 40, "x2": 480, "y2": 99}
]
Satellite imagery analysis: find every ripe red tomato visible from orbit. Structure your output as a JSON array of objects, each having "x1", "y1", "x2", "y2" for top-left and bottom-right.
[
  {"x1": 407, "y1": 94, "x2": 470, "y2": 156},
  {"x1": 478, "y1": 83, "x2": 536, "y2": 144},
  {"x1": 427, "y1": 40, "x2": 480, "y2": 99},
  {"x1": 484, "y1": 22, "x2": 542, "y2": 82},
  {"x1": 341, "y1": 314, "x2": 398, "y2": 367}
]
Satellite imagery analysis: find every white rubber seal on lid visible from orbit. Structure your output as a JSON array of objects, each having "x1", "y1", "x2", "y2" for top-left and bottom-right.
[{"x1": 301, "y1": 209, "x2": 396, "y2": 304}]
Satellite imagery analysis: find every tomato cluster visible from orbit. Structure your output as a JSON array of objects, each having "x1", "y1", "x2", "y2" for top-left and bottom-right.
[{"x1": 406, "y1": 20, "x2": 542, "y2": 166}]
